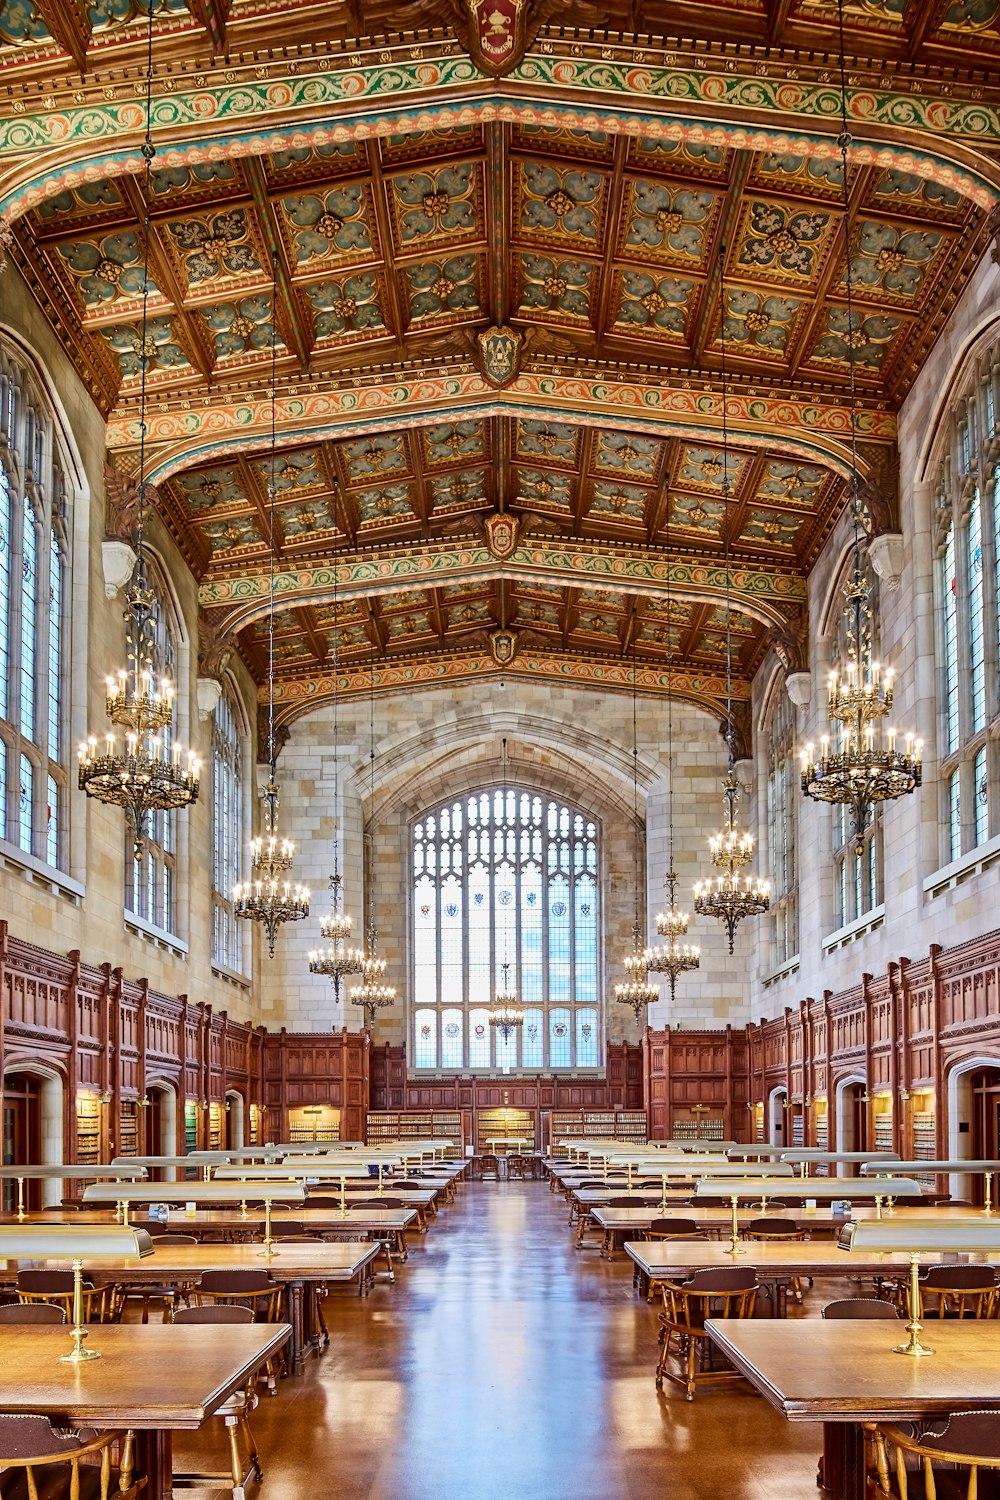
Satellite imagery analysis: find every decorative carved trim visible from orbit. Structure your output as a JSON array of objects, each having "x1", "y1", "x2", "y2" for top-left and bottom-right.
[
  {"x1": 100, "y1": 539, "x2": 136, "y2": 599},
  {"x1": 785, "y1": 672, "x2": 812, "y2": 709}
]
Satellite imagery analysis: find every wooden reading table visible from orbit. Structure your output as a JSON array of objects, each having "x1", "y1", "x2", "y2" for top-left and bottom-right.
[
  {"x1": 0, "y1": 1321, "x2": 289, "y2": 1500},
  {"x1": 706, "y1": 1319, "x2": 1000, "y2": 1500}
]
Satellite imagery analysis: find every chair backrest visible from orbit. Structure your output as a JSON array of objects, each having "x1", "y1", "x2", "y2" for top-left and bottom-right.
[
  {"x1": 174, "y1": 1305, "x2": 254, "y2": 1325},
  {"x1": 823, "y1": 1298, "x2": 900, "y2": 1320},
  {"x1": 868, "y1": 1412, "x2": 1000, "y2": 1497},
  {"x1": 922, "y1": 1265, "x2": 997, "y2": 1289},
  {"x1": 198, "y1": 1271, "x2": 278, "y2": 1295},
  {"x1": 647, "y1": 1218, "x2": 700, "y2": 1237},
  {"x1": 151, "y1": 1234, "x2": 199, "y2": 1246},
  {"x1": 270, "y1": 1221, "x2": 307, "y2": 1236},
  {"x1": 607, "y1": 1196, "x2": 642, "y2": 1207},
  {"x1": 0, "y1": 1304, "x2": 67, "y2": 1324},
  {"x1": 745, "y1": 1217, "x2": 804, "y2": 1237},
  {"x1": 686, "y1": 1268, "x2": 758, "y2": 1294},
  {"x1": 16, "y1": 1271, "x2": 74, "y2": 1294},
  {"x1": 303, "y1": 1196, "x2": 344, "y2": 1208},
  {"x1": 0, "y1": 1414, "x2": 84, "y2": 1460}
]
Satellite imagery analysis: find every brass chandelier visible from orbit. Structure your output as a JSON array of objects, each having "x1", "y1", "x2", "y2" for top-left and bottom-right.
[
  {"x1": 693, "y1": 249, "x2": 769, "y2": 954},
  {"x1": 800, "y1": 0, "x2": 922, "y2": 848},
  {"x1": 488, "y1": 739, "x2": 524, "y2": 1044},
  {"x1": 351, "y1": 653, "x2": 395, "y2": 1029},
  {"x1": 78, "y1": 0, "x2": 201, "y2": 860},
  {"x1": 233, "y1": 254, "x2": 309, "y2": 957},
  {"x1": 645, "y1": 528, "x2": 700, "y2": 1000},
  {"x1": 615, "y1": 624, "x2": 659, "y2": 1021},
  {"x1": 308, "y1": 566, "x2": 363, "y2": 999}
]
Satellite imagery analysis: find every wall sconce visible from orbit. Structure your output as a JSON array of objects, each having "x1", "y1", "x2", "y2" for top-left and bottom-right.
[
  {"x1": 860, "y1": 1090, "x2": 872, "y2": 1103},
  {"x1": 805, "y1": 1094, "x2": 813, "y2": 1107},
  {"x1": 99, "y1": 1089, "x2": 113, "y2": 1106},
  {"x1": 137, "y1": 1093, "x2": 150, "y2": 1107},
  {"x1": 899, "y1": 1086, "x2": 911, "y2": 1103},
  {"x1": 200, "y1": 1099, "x2": 210, "y2": 1111}
]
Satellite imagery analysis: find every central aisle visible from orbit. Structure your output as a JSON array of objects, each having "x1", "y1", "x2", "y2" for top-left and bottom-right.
[{"x1": 232, "y1": 1179, "x2": 823, "y2": 1500}]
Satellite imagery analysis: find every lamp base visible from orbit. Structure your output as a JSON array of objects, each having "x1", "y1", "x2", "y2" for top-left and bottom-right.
[
  {"x1": 892, "y1": 1339, "x2": 934, "y2": 1358},
  {"x1": 60, "y1": 1329, "x2": 101, "y2": 1363}
]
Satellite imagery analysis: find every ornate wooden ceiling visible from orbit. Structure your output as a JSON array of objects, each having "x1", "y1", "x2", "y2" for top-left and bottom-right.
[{"x1": 3, "y1": 0, "x2": 998, "y2": 728}]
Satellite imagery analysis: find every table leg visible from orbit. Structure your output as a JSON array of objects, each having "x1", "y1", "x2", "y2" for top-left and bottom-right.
[
  {"x1": 135, "y1": 1429, "x2": 173, "y2": 1500},
  {"x1": 287, "y1": 1280, "x2": 305, "y2": 1375},
  {"x1": 819, "y1": 1421, "x2": 865, "y2": 1500}
]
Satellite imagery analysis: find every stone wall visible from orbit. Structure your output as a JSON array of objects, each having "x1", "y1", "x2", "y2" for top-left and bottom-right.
[{"x1": 257, "y1": 678, "x2": 756, "y2": 1036}]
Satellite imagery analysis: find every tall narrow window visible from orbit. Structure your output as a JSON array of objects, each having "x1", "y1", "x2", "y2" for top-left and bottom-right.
[
  {"x1": 942, "y1": 521, "x2": 959, "y2": 755},
  {"x1": 969, "y1": 488, "x2": 986, "y2": 734},
  {"x1": 0, "y1": 345, "x2": 69, "y2": 870},
  {"x1": 766, "y1": 685, "x2": 798, "y2": 967},
  {"x1": 948, "y1": 768, "x2": 962, "y2": 863},
  {"x1": 125, "y1": 565, "x2": 178, "y2": 934},
  {"x1": 975, "y1": 745, "x2": 989, "y2": 847},
  {"x1": 211, "y1": 686, "x2": 244, "y2": 971},
  {"x1": 411, "y1": 788, "x2": 601, "y2": 1070}
]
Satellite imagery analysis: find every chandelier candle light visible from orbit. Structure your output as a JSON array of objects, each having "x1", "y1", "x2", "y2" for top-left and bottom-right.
[
  {"x1": 78, "y1": 0, "x2": 201, "y2": 858},
  {"x1": 233, "y1": 252, "x2": 309, "y2": 956},
  {"x1": 693, "y1": 241, "x2": 769, "y2": 954},
  {"x1": 799, "y1": 0, "x2": 921, "y2": 845}
]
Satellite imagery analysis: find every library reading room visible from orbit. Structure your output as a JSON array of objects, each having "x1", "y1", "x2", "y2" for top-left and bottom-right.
[{"x1": 4, "y1": 0, "x2": 1000, "y2": 1496}]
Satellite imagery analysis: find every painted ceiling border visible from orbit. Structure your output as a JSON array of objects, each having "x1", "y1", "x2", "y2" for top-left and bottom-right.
[
  {"x1": 199, "y1": 543, "x2": 805, "y2": 635},
  {"x1": 2, "y1": 66, "x2": 999, "y2": 221},
  {"x1": 136, "y1": 379, "x2": 891, "y2": 489},
  {"x1": 266, "y1": 648, "x2": 747, "y2": 732}
]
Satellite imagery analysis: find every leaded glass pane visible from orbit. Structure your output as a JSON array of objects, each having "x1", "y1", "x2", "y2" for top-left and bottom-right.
[
  {"x1": 943, "y1": 524, "x2": 959, "y2": 754},
  {"x1": 46, "y1": 773, "x2": 58, "y2": 867},
  {"x1": 0, "y1": 467, "x2": 9, "y2": 722},
  {"x1": 18, "y1": 753, "x2": 32, "y2": 853},
  {"x1": 575, "y1": 1008, "x2": 598, "y2": 1067},
  {"x1": 19, "y1": 497, "x2": 36, "y2": 741},
  {"x1": 549, "y1": 1009, "x2": 571, "y2": 1068},
  {"x1": 969, "y1": 488, "x2": 986, "y2": 733},
  {"x1": 410, "y1": 788, "x2": 602, "y2": 1069},
  {"x1": 975, "y1": 745, "x2": 989, "y2": 847},
  {"x1": 949, "y1": 768, "x2": 962, "y2": 862},
  {"x1": 414, "y1": 1008, "x2": 437, "y2": 1068},
  {"x1": 440, "y1": 1008, "x2": 463, "y2": 1070}
]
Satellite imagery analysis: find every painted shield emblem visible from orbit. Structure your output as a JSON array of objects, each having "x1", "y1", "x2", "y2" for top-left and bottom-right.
[
  {"x1": 484, "y1": 512, "x2": 520, "y2": 560},
  {"x1": 475, "y1": 323, "x2": 523, "y2": 387},
  {"x1": 463, "y1": 0, "x2": 529, "y2": 78}
]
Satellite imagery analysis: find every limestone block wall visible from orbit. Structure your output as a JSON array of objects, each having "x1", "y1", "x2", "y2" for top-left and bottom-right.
[
  {"x1": 257, "y1": 678, "x2": 755, "y2": 1037},
  {"x1": 751, "y1": 246, "x2": 1000, "y2": 1022},
  {"x1": 0, "y1": 260, "x2": 259, "y2": 1022}
]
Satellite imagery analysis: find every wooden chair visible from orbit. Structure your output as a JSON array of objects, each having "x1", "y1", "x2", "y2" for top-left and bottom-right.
[
  {"x1": 194, "y1": 1271, "x2": 284, "y2": 1393},
  {"x1": 742, "y1": 1216, "x2": 808, "y2": 1303},
  {"x1": 115, "y1": 1233, "x2": 199, "y2": 1325},
  {"x1": 866, "y1": 1411, "x2": 1000, "y2": 1498},
  {"x1": 0, "y1": 1414, "x2": 145, "y2": 1499},
  {"x1": 506, "y1": 1155, "x2": 527, "y2": 1181},
  {"x1": 639, "y1": 1218, "x2": 708, "y2": 1300},
  {"x1": 172, "y1": 1306, "x2": 262, "y2": 1500},
  {"x1": 16, "y1": 1270, "x2": 111, "y2": 1323},
  {"x1": 822, "y1": 1298, "x2": 901, "y2": 1319},
  {"x1": 0, "y1": 1303, "x2": 66, "y2": 1324},
  {"x1": 919, "y1": 1265, "x2": 998, "y2": 1319},
  {"x1": 478, "y1": 1154, "x2": 500, "y2": 1181},
  {"x1": 656, "y1": 1268, "x2": 758, "y2": 1400}
]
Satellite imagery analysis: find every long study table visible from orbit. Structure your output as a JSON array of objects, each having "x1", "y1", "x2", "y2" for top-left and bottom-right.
[
  {"x1": 0, "y1": 1241, "x2": 379, "y2": 1374},
  {"x1": 0, "y1": 1321, "x2": 289, "y2": 1500},
  {"x1": 5, "y1": 1204, "x2": 421, "y2": 1244},
  {"x1": 706, "y1": 1319, "x2": 1000, "y2": 1500}
]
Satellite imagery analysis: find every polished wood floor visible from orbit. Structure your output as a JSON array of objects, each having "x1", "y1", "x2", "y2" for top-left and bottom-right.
[{"x1": 181, "y1": 1180, "x2": 827, "y2": 1500}]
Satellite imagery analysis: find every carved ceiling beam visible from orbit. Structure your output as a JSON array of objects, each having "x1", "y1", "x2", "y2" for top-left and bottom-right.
[
  {"x1": 406, "y1": 426, "x2": 431, "y2": 530},
  {"x1": 486, "y1": 121, "x2": 508, "y2": 321},
  {"x1": 199, "y1": 540, "x2": 805, "y2": 636},
  {"x1": 560, "y1": 587, "x2": 580, "y2": 650},
  {"x1": 430, "y1": 586, "x2": 448, "y2": 646},
  {"x1": 5, "y1": 61, "x2": 1000, "y2": 227},
  {"x1": 592, "y1": 135, "x2": 630, "y2": 359},
  {"x1": 720, "y1": 452, "x2": 769, "y2": 550},
  {"x1": 365, "y1": 599, "x2": 388, "y2": 654},
  {"x1": 129, "y1": 378, "x2": 890, "y2": 490},
  {"x1": 766, "y1": 0, "x2": 794, "y2": 45},
  {"x1": 691, "y1": 150, "x2": 754, "y2": 368},
  {"x1": 243, "y1": 157, "x2": 311, "y2": 372},
  {"x1": 363, "y1": 144, "x2": 408, "y2": 357},
  {"x1": 788, "y1": 166, "x2": 877, "y2": 380},
  {"x1": 115, "y1": 176, "x2": 213, "y2": 383},
  {"x1": 265, "y1": 648, "x2": 749, "y2": 734},
  {"x1": 32, "y1": 0, "x2": 89, "y2": 72},
  {"x1": 904, "y1": 0, "x2": 941, "y2": 61},
  {"x1": 295, "y1": 605, "x2": 328, "y2": 665}
]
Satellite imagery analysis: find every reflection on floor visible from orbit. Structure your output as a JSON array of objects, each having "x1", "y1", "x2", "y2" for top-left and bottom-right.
[{"x1": 176, "y1": 1180, "x2": 827, "y2": 1500}]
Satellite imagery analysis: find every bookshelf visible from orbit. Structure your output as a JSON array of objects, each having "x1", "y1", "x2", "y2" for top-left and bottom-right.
[
  {"x1": 911, "y1": 1107, "x2": 936, "y2": 1187},
  {"x1": 184, "y1": 1100, "x2": 198, "y2": 1154},
  {"x1": 670, "y1": 1112, "x2": 726, "y2": 1142},
  {"x1": 117, "y1": 1100, "x2": 138, "y2": 1158},
  {"x1": 873, "y1": 1096, "x2": 894, "y2": 1154},
  {"x1": 208, "y1": 1102, "x2": 223, "y2": 1151},
  {"x1": 76, "y1": 1093, "x2": 101, "y2": 1166},
  {"x1": 545, "y1": 1110, "x2": 646, "y2": 1151},
  {"x1": 248, "y1": 1104, "x2": 264, "y2": 1146},
  {"x1": 366, "y1": 1111, "x2": 466, "y2": 1157},
  {"x1": 814, "y1": 1101, "x2": 829, "y2": 1151},
  {"x1": 288, "y1": 1105, "x2": 340, "y2": 1143},
  {"x1": 477, "y1": 1108, "x2": 534, "y2": 1153}
]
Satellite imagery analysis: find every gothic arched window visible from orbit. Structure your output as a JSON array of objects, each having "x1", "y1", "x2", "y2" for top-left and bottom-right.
[{"x1": 411, "y1": 788, "x2": 601, "y2": 1070}]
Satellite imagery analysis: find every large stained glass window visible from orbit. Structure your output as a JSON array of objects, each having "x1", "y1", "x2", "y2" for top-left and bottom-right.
[
  {"x1": 411, "y1": 788, "x2": 600, "y2": 1070},
  {"x1": 0, "y1": 345, "x2": 68, "y2": 869}
]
